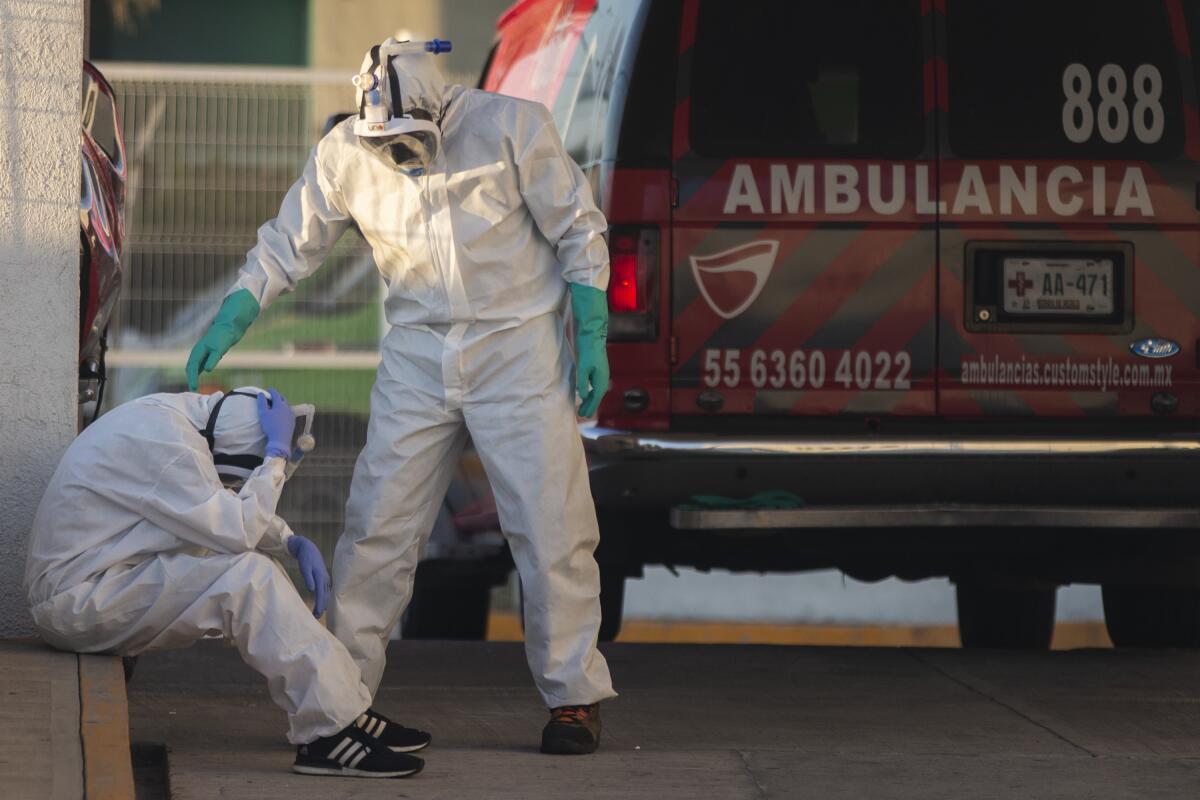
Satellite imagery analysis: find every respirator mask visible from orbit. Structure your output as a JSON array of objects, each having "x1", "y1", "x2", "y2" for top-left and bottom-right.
[
  {"x1": 200, "y1": 390, "x2": 316, "y2": 490},
  {"x1": 353, "y1": 39, "x2": 451, "y2": 176}
]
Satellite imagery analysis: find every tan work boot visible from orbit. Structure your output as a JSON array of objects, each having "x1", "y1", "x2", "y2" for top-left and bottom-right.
[{"x1": 540, "y1": 703, "x2": 601, "y2": 754}]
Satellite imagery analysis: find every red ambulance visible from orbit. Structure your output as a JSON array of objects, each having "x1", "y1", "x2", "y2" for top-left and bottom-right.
[{"x1": 483, "y1": 0, "x2": 1200, "y2": 647}]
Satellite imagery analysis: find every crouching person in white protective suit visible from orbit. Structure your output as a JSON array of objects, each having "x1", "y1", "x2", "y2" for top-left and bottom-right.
[
  {"x1": 24, "y1": 387, "x2": 432, "y2": 778},
  {"x1": 185, "y1": 36, "x2": 617, "y2": 755}
]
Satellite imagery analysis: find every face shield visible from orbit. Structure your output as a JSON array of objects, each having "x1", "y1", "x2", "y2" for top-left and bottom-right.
[
  {"x1": 352, "y1": 39, "x2": 451, "y2": 175},
  {"x1": 355, "y1": 110, "x2": 439, "y2": 174},
  {"x1": 283, "y1": 404, "x2": 316, "y2": 480}
]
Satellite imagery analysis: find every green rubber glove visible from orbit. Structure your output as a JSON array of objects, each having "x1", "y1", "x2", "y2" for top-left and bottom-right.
[
  {"x1": 570, "y1": 283, "x2": 610, "y2": 417},
  {"x1": 186, "y1": 289, "x2": 260, "y2": 390}
]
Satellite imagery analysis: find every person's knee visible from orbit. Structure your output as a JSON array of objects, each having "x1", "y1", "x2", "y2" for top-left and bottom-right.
[{"x1": 219, "y1": 551, "x2": 317, "y2": 627}]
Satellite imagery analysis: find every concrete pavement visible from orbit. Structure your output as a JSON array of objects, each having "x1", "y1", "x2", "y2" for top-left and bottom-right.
[
  {"x1": 485, "y1": 611, "x2": 1115, "y2": 648},
  {"x1": 127, "y1": 640, "x2": 1200, "y2": 799}
]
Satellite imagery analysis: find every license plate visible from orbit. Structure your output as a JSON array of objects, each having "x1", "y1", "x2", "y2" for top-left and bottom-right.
[{"x1": 1002, "y1": 257, "x2": 1114, "y2": 316}]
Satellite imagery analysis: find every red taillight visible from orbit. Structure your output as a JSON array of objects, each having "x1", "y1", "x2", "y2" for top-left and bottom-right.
[
  {"x1": 610, "y1": 250, "x2": 640, "y2": 312},
  {"x1": 606, "y1": 226, "x2": 658, "y2": 340}
]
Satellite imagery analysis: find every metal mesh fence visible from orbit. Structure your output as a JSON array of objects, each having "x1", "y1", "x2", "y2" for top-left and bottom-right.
[
  {"x1": 103, "y1": 63, "x2": 383, "y2": 351},
  {"x1": 97, "y1": 62, "x2": 507, "y2": 617},
  {"x1": 100, "y1": 63, "x2": 384, "y2": 558}
]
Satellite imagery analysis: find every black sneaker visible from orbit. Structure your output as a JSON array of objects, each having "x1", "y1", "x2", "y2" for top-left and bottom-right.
[
  {"x1": 352, "y1": 708, "x2": 432, "y2": 753},
  {"x1": 293, "y1": 724, "x2": 424, "y2": 778},
  {"x1": 540, "y1": 703, "x2": 602, "y2": 755}
]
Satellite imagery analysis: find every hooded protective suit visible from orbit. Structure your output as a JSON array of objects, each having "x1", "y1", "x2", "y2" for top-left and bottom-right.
[
  {"x1": 221, "y1": 46, "x2": 615, "y2": 707},
  {"x1": 24, "y1": 391, "x2": 372, "y2": 744}
]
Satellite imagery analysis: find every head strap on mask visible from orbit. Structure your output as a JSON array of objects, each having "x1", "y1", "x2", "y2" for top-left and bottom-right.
[
  {"x1": 356, "y1": 46, "x2": 409, "y2": 125},
  {"x1": 200, "y1": 391, "x2": 265, "y2": 473},
  {"x1": 355, "y1": 38, "x2": 451, "y2": 125},
  {"x1": 388, "y1": 59, "x2": 405, "y2": 119}
]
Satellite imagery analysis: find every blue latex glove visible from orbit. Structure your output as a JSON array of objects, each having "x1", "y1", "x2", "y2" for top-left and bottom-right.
[
  {"x1": 570, "y1": 284, "x2": 610, "y2": 417},
  {"x1": 186, "y1": 289, "x2": 261, "y2": 390},
  {"x1": 256, "y1": 388, "x2": 295, "y2": 459},
  {"x1": 286, "y1": 535, "x2": 330, "y2": 618}
]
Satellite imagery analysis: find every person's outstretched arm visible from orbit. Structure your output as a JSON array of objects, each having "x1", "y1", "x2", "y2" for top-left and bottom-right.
[{"x1": 187, "y1": 144, "x2": 352, "y2": 389}]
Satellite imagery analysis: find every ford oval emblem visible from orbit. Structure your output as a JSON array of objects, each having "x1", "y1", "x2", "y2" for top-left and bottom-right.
[{"x1": 1130, "y1": 338, "x2": 1180, "y2": 359}]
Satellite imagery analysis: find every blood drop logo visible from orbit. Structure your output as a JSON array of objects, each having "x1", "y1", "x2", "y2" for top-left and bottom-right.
[{"x1": 689, "y1": 240, "x2": 780, "y2": 320}]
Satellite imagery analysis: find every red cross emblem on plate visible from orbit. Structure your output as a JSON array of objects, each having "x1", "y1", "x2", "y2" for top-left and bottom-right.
[{"x1": 1008, "y1": 271, "x2": 1033, "y2": 297}]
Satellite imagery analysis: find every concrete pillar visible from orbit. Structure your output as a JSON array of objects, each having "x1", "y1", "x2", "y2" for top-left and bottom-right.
[
  {"x1": 0, "y1": 0, "x2": 85, "y2": 636},
  {"x1": 310, "y1": 0, "x2": 442, "y2": 73}
]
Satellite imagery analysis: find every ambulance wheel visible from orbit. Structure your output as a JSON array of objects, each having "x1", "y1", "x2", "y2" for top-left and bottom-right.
[
  {"x1": 1102, "y1": 585, "x2": 1200, "y2": 647},
  {"x1": 402, "y1": 564, "x2": 491, "y2": 640},
  {"x1": 956, "y1": 583, "x2": 1056, "y2": 649}
]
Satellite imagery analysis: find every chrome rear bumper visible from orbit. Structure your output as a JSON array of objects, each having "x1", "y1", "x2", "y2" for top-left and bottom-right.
[
  {"x1": 582, "y1": 425, "x2": 1200, "y2": 517},
  {"x1": 582, "y1": 426, "x2": 1200, "y2": 459},
  {"x1": 670, "y1": 504, "x2": 1200, "y2": 531}
]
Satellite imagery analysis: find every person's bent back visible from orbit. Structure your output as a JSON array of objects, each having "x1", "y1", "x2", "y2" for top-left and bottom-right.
[
  {"x1": 23, "y1": 388, "x2": 430, "y2": 779},
  {"x1": 25, "y1": 391, "x2": 293, "y2": 623}
]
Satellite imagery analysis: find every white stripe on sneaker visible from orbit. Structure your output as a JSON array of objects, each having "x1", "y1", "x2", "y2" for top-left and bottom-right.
[
  {"x1": 339, "y1": 742, "x2": 363, "y2": 765},
  {"x1": 348, "y1": 749, "x2": 368, "y2": 769},
  {"x1": 365, "y1": 718, "x2": 378, "y2": 736},
  {"x1": 357, "y1": 713, "x2": 369, "y2": 727},
  {"x1": 328, "y1": 737, "x2": 352, "y2": 760},
  {"x1": 376, "y1": 719, "x2": 387, "y2": 736}
]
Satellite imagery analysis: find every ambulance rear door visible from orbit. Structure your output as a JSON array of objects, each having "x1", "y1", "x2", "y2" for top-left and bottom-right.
[
  {"x1": 669, "y1": 0, "x2": 939, "y2": 420},
  {"x1": 937, "y1": 0, "x2": 1200, "y2": 419}
]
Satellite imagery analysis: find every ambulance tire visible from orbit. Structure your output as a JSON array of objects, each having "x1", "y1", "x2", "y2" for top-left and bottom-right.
[
  {"x1": 955, "y1": 583, "x2": 1056, "y2": 649},
  {"x1": 1102, "y1": 585, "x2": 1200, "y2": 648}
]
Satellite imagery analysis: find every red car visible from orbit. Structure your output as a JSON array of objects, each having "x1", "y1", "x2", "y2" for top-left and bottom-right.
[
  {"x1": 485, "y1": 0, "x2": 1200, "y2": 647},
  {"x1": 79, "y1": 61, "x2": 126, "y2": 411}
]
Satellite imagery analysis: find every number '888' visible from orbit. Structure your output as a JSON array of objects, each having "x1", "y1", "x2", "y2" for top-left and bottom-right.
[{"x1": 1062, "y1": 63, "x2": 1164, "y2": 145}]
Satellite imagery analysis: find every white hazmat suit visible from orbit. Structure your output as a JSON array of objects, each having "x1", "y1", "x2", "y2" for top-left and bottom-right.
[
  {"x1": 225, "y1": 49, "x2": 616, "y2": 706},
  {"x1": 24, "y1": 391, "x2": 373, "y2": 744}
]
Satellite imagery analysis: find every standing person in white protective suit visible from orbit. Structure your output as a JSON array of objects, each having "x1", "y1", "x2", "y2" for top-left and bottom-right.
[
  {"x1": 25, "y1": 388, "x2": 433, "y2": 778},
  {"x1": 185, "y1": 37, "x2": 617, "y2": 755}
]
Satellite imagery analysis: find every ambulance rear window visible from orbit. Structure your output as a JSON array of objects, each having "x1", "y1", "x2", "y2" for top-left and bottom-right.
[
  {"x1": 947, "y1": 0, "x2": 1185, "y2": 159},
  {"x1": 688, "y1": 1, "x2": 924, "y2": 158},
  {"x1": 550, "y1": 0, "x2": 645, "y2": 167},
  {"x1": 1185, "y1": 3, "x2": 1200, "y2": 110}
]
